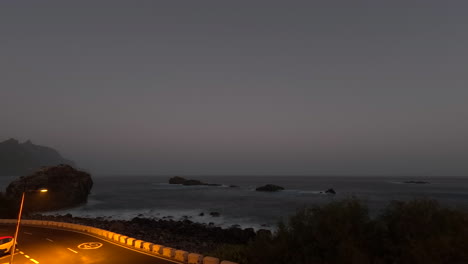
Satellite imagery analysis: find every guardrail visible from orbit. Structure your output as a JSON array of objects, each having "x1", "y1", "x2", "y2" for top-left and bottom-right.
[{"x1": 0, "y1": 219, "x2": 238, "y2": 264}]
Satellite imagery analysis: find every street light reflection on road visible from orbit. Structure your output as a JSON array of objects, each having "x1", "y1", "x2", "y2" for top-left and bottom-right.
[{"x1": 10, "y1": 187, "x2": 48, "y2": 264}]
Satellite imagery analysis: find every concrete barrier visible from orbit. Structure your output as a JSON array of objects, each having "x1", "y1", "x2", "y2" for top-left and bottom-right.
[
  {"x1": 203, "y1": 256, "x2": 220, "y2": 264},
  {"x1": 188, "y1": 253, "x2": 203, "y2": 264},
  {"x1": 152, "y1": 244, "x2": 164, "y2": 255},
  {"x1": 119, "y1": 235, "x2": 128, "y2": 244},
  {"x1": 175, "y1": 250, "x2": 188, "y2": 262},
  {"x1": 107, "y1": 232, "x2": 116, "y2": 240},
  {"x1": 220, "y1": 261, "x2": 238, "y2": 264},
  {"x1": 22, "y1": 220, "x2": 32, "y2": 225},
  {"x1": 97, "y1": 229, "x2": 106, "y2": 236},
  {"x1": 113, "y1": 234, "x2": 121, "y2": 242},
  {"x1": 126, "y1": 237, "x2": 136, "y2": 247},
  {"x1": 142, "y1": 242, "x2": 153, "y2": 251},
  {"x1": 162, "y1": 247, "x2": 175, "y2": 258},
  {"x1": 134, "y1": 240, "x2": 144, "y2": 249}
]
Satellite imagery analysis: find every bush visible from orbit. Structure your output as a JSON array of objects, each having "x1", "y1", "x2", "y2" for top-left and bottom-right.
[
  {"x1": 212, "y1": 198, "x2": 468, "y2": 264},
  {"x1": 0, "y1": 192, "x2": 17, "y2": 218},
  {"x1": 377, "y1": 199, "x2": 468, "y2": 264}
]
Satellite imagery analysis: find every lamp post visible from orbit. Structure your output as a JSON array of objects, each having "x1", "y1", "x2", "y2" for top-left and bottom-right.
[{"x1": 9, "y1": 188, "x2": 48, "y2": 264}]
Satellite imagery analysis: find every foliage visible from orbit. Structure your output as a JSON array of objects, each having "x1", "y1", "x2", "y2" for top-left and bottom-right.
[
  {"x1": 0, "y1": 192, "x2": 17, "y2": 218},
  {"x1": 212, "y1": 198, "x2": 468, "y2": 264}
]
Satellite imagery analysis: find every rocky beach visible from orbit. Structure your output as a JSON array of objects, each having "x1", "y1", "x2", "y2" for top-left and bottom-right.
[{"x1": 28, "y1": 213, "x2": 270, "y2": 254}]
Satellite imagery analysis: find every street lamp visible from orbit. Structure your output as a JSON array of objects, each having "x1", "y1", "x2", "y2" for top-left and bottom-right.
[{"x1": 9, "y1": 187, "x2": 48, "y2": 264}]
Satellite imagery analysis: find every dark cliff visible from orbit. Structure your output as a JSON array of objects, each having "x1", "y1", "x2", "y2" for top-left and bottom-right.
[{"x1": 0, "y1": 138, "x2": 75, "y2": 176}]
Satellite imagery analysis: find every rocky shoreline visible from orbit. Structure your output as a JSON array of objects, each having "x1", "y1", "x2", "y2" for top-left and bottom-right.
[{"x1": 28, "y1": 213, "x2": 271, "y2": 254}]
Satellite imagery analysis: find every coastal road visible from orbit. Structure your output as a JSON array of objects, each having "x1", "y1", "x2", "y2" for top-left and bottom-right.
[{"x1": 0, "y1": 225, "x2": 178, "y2": 264}]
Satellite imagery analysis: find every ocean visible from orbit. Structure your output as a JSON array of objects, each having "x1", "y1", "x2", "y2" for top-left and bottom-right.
[{"x1": 2, "y1": 175, "x2": 468, "y2": 230}]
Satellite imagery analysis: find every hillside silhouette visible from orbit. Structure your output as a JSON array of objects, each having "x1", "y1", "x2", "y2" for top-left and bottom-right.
[{"x1": 0, "y1": 138, "x2": 75, "y2": 176}]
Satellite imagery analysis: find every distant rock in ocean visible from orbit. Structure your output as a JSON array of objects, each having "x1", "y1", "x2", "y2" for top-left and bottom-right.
[
  {"x1": 325, "y1": 188, "x2": 336, "y2": 194},
  {"x1": 403, "y1": 180, "x2": 430, "y2": 184},
  {"x1": 168, "y1": 176, "x2": 221, "y2": 186},
  {"x1": 255, "y1": 184, "x2": 285, "y2": 192},
  {"x1": 6, "y1": 164, "x2": 93, "y2": 212},
  {"x1": 0, "y1": 138, "x2": 75, "y2": 176}
]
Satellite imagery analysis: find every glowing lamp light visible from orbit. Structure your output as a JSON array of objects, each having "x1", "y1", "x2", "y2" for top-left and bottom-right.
[{"x1": 40, "y1": 189, "x2": 48, "y2": 193}]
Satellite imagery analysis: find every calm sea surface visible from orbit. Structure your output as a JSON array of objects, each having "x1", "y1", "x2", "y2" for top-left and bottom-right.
[{"x1": 1, "y1": 175, "x2": 468, "y2": 230}]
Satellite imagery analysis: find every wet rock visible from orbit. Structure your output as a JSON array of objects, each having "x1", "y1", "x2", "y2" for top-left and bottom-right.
[
  {"x1": 403, "y1": 181, "x2": 429, "y2": 184},
  {"x1": 169, "y1": 176, "x2": 187, "y2": 184},
  {"x1": 209, "y1": 212, "x2": 220, "y2": 217},
  {"x1": 256, "y1": 184, "x2": 285, "y2": 192},
  {"x1": 183, "y1": 179, "x2": 204, "y2": 185},
  {"x1": 5, "y1": 164, "x2": 93, "y2": 212},
  {"x1": 325, "y1": 188, "x2": 336, "y2": 194},
  {"x1": 30, "y1": 213, "x2": 268, "y2": 255},
  {"x1": 168, "y1": 176, "x2": 221, "y2": 186}
]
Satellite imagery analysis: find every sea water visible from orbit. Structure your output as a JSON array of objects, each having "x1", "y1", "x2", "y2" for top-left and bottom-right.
[{"x1": 1, "y1": 175, "x2": 467, "y2": 230}]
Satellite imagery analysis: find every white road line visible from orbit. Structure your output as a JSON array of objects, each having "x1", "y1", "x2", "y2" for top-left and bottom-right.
[
  {"x1": 25, "y1": 255, "x2": 30, "y2": 258},
  {"x1": 24, "y1": 232, "x2": 33, "y2": 235},
  {"x1": 46, "y1": 238, "x2": 53, "y2": 242},
  {"x1": 30, "y1": 259, "x2": 39, "y2": 264},
  {"x1": 67, "y1": 248, "x2": 78, "y2": 254}
]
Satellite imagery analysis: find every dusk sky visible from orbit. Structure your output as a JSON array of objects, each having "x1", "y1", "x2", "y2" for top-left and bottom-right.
[{"x1": 1, "y1": 1, "x2": 467, "y2": 176}]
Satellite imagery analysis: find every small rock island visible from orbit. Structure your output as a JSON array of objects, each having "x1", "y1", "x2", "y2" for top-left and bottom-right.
[
  {"x1": 403, "y1": 181, "x2": 430, "y2": 184},
  {"x1": 6, "y1": 164, "x2": 93, "y2": 211},
  {"x1": 169, "y1": 176, "x2": 221, "y2": 186},
  {"x1": 255, "y1": 184, "x2": 285, "y2": 192}
]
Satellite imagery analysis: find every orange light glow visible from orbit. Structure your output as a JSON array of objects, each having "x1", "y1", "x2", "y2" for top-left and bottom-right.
[{"x1": 40, "y1": 189, "x2": 48, "y2": 193}]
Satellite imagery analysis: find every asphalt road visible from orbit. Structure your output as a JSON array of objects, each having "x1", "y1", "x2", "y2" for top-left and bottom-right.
[{"x1": 0, "y1": 225, "x2": 178, "y2": 264}]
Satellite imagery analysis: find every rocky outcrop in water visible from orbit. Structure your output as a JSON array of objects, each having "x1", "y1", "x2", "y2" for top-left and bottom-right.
[
  {"x1": 0, "y1": 138, "x2": 75, "y2": 176},
  {"x1": 403, "y1": 181, "x2": 429, "y2": 184},
  {"x1": 255, "y1": 184, "x2": 285, "y2": 192},
  {"x1": 168, "y1": 176, "x2": 221, "y2": 186},
  {"x1": 5, "y1": 164, "x2": 93, "y2": 212}
]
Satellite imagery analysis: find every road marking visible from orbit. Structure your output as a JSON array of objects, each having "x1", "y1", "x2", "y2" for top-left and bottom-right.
[
  {"x1": 78, "y1": 242, "x2": 103, "y2": 249},
  {"x1": 46, "y1": 238, "x2": 53, "y2": 242},
  {"x1": 25, "y1": 255, "x2": 30, "y2": 258},
  {"x1": 20, "y1": 251, "x2": 24, "y2": 254},
  {"x1": 67, "y1": 248, "x2": 78, "y2": 254},
  {"x1": 24, "y1": 232, "x2": 33, "y2": 235},
  {"x1": 30, "y1": 259, "x2": 39, "y2": 264}
]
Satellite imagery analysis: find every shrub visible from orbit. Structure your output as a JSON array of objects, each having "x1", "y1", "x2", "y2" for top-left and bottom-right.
[{"x1": 212, "y1": 198, "x2": 468, "y2": 264}]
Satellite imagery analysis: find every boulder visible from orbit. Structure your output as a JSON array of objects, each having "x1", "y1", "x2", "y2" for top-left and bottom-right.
[
  {"x1": 255, "y1": 184, "x2": 284, "y2": 192},
  {"x1": 325, "y1": 188, "x2": 336, "y2": 194},
  {"x1": 183, "y1": 179, "x2": 204, "y2": 186},
  {"x1": 168, "y1": 177, "x2": 221, "y2": 186},
  {"x1": 403, "y1": 181, "x2": 429, "y2": 184},
  {"x1": 209, "y1": 212, "x2": 220, "y2": 217},
  {"x1": 169, "y1": 176, "x2": 187, "y2": 184},
  {"x1": 5, "y1": 164, "x2": 93, "y2": 212}
]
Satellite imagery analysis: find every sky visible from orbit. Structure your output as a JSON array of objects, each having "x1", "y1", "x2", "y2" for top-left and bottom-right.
[{"x1": 1, "y1": 1, "x2": 467, "y2": 176}]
